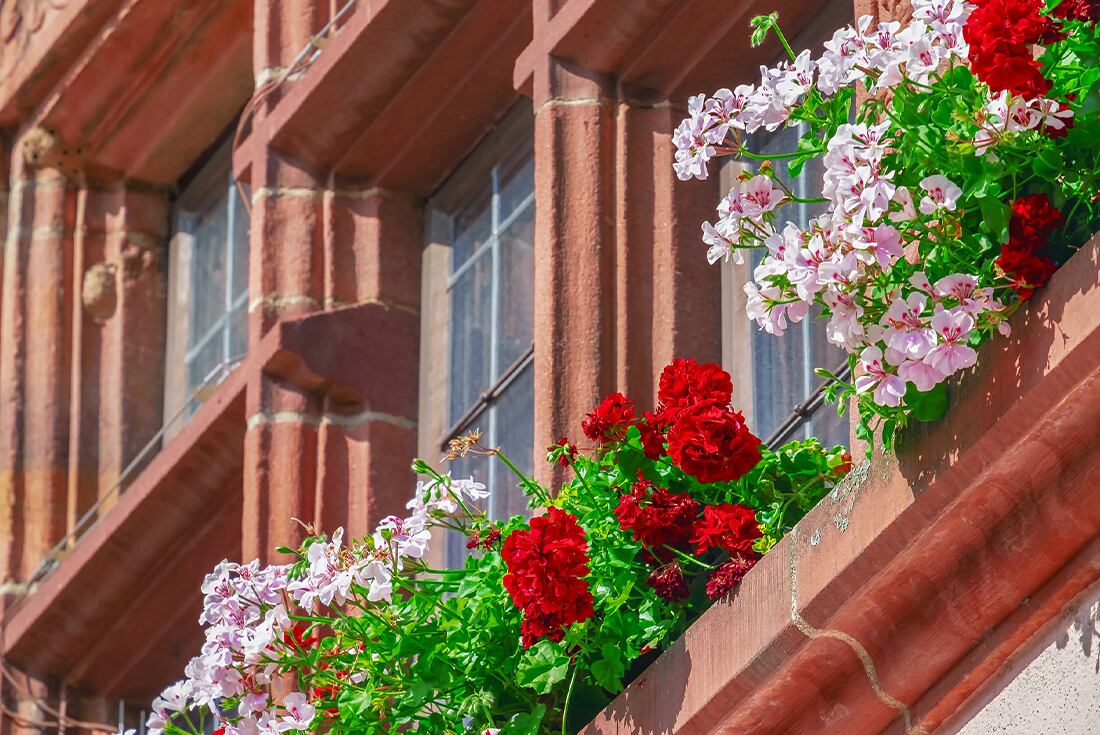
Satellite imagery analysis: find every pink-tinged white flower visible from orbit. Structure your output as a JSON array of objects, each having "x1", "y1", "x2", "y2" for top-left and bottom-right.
[
  {"x1": 881, "y1": 293, "x2": 937, "y2": 365},
  {"x1": 743, "y1": 281, "x2": 809, "y2": 336},
  {"x1": 973, "y1": 127, "x2": 998, "y2": 156},
  {"x1": 918, "y1": 174, "x2": 962, "y2": 215},
  {"x1": 738, "y1": 175, "x2": 786, "y2": 218},
  {"x1": 275, "y1": 693, "x2": 316, "y2": 733},
  {"x1": 702, "y1": 220, "x2": 737, "y2": 264},
  {"x1": 912, "y1": 0, "x2": 969, "y2": 27},
  {"x1": 775, "y1": 50, "x2": 816, "y2": 106},
  {"x1": 373, "y1": 514, "x2": 431, "y2": 560},
  {"x1": 452, "y1": 477, "x2": 490, "y2": 503},
  {"x1": 898, "y1": 358, "x2": 946, "y2": 391},
  {"x1": 850, "y1": 223, "x2": 903, "y2": 269},
  {"x1": 925, "y1": 308, "x2": 978, "y2": 374},
  {"x1": 673, "y1": 95, "x2": 717, "y2": 181},
  {"x1": 823, "y1": 290, "x2": 866, "y2": 350},
  {"x1": 240, "y1": 690, "x2": 270, "y2": 717},
  {"x1": 900, "y1": 37, "x2": 936, "y2": 85},
  {"x1": 708, "y1": 86, "x2": 755, "y2": 137},
  {"x1": 855, "y1": 346, "x2": 908, "y2": 407},
  {"x1": 1036, "y1": 98, "x2": 1074, "y2": 133},
  {"x1": 154, "y1": 681, "x2": 190, "y2": 713},
  {"x1": 483, "y1": 730, "x2": 502, "y2": 735},
  {"x1": 889, "y1": 186, "x2": 918, "y2": 222},
  {"x1": 145, "y1": 710, "x2": 168, "y2": 735}
]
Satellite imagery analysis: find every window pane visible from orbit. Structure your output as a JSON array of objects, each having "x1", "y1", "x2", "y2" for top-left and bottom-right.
[
  {"x1": 449, "y1": 252, "x2": 493, "y2": 423},
  {"x1": 452, "y1": 193, "x2": 492, "y2": 271},
  {"x1": 231, "y1": 189, "x2": 250, "y2": 302},
  {"x1": 190, "y1": 197, "x2": 229, "y2": 341},
  {"x1": 746, "y1": 124, "x2": 847, "y2": 446},
  {"x1": 498, "y1": 146, "x2": 534, "y2": 222},
  {"x1": 229, "y1": 300, "x2": 248, "y2": 362},
  {"x1": 497, "y1": 204, "x2": 534, "y2": 373},
  {"x1": 491, "y1": 362, "x2": 534, "y2": 520},
  {"x1": 187, "y1": 332, "x2": 223, "y2": 400}
]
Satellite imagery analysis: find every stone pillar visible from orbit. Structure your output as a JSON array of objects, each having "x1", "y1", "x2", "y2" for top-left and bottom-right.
[
  {"x1": 0, "y1": 134, "x2": 76, "y2": 584},
  {"x1": 315, "y1": 188, "x2": 420, "y2": 538},
  {"x1": 531, "y1": 57, "x2": 617, "y2": 488},
  {"x1": 241, "y1": 152, "x2": 325, "y2": 560},
  {"x1": 614, "y1": 101, "x2": 722, "y2": 405},
  {"x1": 243, "y1": 1, "x2": 423, "y2": 560},
  {"x1": 85, "y1": 183, "x2": 169, "y2": 517},
  {"x1": 528, "y1": 42, "x2": 722, "y2": 486}
]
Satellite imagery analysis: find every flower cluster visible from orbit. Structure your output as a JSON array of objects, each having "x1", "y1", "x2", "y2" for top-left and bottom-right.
[
  {"x1": 965, "y1": 0, "x2": 1061, "y2": 98},
  {"x1": 144, "y1": 471, "x2": 490, "y2": 735},
  {"x1": 502, "y1": 507, "x2": 597, "y2": 648},
  {"x1": 995, "y1": 193, "x2": 1064, "y2": 298},
  {"x1": 588, "y1": 361, "x2": 774, "y2": 601},
  {"x1": 673, "y1": 0, "x2": 1100, "y2": 447},
  {"x1": 586, "y1": 358, "x2": 762, "y2": 484},
  {"x1": 140, "y1": 358, "x2": 849, "y2": 735}
]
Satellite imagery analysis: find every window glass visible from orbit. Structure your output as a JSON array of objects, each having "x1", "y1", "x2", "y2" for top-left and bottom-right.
[
  {"x1": 746, "y1": 124, "x2": 848, "y2": 447},
  {"x1": 173, "y1": 159, "x2": 250, "y2": 417},
  {"x1": 441, "y1": 120, "x2": 535, "y2": 567}
]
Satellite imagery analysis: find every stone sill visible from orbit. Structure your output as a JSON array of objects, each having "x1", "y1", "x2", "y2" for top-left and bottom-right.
[{"x1": 584, "y1": 232, "x2": 1100, "y2": 734}]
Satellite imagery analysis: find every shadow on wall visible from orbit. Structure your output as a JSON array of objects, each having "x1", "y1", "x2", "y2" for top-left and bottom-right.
[{"x1": 895, "y1": 233, "x2": 1100, "y2": 493}]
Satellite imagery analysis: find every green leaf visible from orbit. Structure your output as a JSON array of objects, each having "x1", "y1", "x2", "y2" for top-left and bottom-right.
[
  {"x1": 906, "y1": 382, "x2": 949, "y2": 423},
  {"x1": 515, "y1": 641, "x2": 570, "y2": 694},
  {"x1": 591, "y1": 643, "x2": 628, "y2": 691}
]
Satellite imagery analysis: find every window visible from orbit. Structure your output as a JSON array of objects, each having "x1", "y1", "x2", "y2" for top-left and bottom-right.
[
  {"x1": 164, "y1": 138, "x2": 249, "y2": 427},
  {"x1": 420, "y1": 107, "x2": 535, "y2": 567},
  {"x1": 721, "y1": 6, "x2": 852, "y2": 449}
]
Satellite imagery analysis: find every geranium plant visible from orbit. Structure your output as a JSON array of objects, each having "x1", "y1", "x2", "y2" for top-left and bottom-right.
[
  {"x1": 138, "y1": 360, "x2": 848, "y2": 735},
  {"x1": 674, "y1": 0, "x2": 1100, "y2": 450}
]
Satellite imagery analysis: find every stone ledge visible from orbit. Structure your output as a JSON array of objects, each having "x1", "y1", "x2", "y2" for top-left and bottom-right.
[
  {"x1": 0, "y1": 303, "x2": 416, "y2": 700},
  {"x1": 583, "y1": 231, "x2": 1100, "y2": 735}
]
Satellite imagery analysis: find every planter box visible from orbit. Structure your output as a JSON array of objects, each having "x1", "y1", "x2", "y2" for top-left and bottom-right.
[{"x1": 583, "y1": 232, "x2": 1100, "y2": 734}]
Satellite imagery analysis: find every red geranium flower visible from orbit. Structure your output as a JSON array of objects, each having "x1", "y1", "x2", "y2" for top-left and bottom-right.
[
  {"x1": 647, "y1": 563, "x2": 691, "y2": 602},
  {"x1": 691, "y1": 503, "x2": 761, "y2": 556},
  {"x1": 1009, "y1": 193, "x2": 1064, "y2": 244},
  {"x1": 1052, "y1": 0, "x2": 1100, "y2": 22},
  {"x1": 283, "y1": 621, "x2": 319, "y2": 649},
  {"x1": 637, "y1": 410, "x2": 670, "y2": 460},
  {"x1": 502, "y1": 507, "x2": 595, "y2": 648},
  {"x1": 657, "y1": 358, "x2": 733, "y2": 418},
  {"x1": 614, "y1": 473, "x2": 700, "y2": 560},
  {"x1": 548, "y1": 436, "x2": 578, "y2": 467},
  {"x1": 996, "y1": 249, "x2": 1057, "y2": 299},
  {"x1": 581, "y1": 392, "x2": 636, "y2": 442},
  {"x1": 997, "y1": 193, "x2": 1063, "y2": 299},
  {"x1": 666, "y1": 402, "x2": 762, "y2": 484},
  {"x1": 705, "y1": 556, "x2": 758, "y2": 600},
  {"x1": 964, "y1": 0, "x2": 1060, "y2": 97}
]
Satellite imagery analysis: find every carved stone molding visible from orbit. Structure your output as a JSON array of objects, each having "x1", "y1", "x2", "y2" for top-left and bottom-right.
[
  {"x1": 1, "y1": 0, "x2": 71, "y2": 54},
  {"x1": 20, "y1": 126, "x2": 83, "y2": 178}
]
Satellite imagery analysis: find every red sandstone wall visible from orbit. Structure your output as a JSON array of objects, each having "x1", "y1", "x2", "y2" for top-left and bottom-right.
[{"x1": 5, "y1": 2, "x2": 1090, "y2": 735}]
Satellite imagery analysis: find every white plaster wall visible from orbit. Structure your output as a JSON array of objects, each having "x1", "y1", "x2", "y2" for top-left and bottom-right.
[{"x1": 951, "y1": 584, "x2": 1100, "y2": 735}]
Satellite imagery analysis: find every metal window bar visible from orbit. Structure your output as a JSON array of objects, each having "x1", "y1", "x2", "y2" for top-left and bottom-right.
[
  {"x1": 764, "y1": 361, "x2": 852, "y2": 449},
  {"x1": 444, "y1": 155, "x2": 533, "y2": 520},
  {"x1": 7, "y1": 360, "x2": 241, "y2": 602}
]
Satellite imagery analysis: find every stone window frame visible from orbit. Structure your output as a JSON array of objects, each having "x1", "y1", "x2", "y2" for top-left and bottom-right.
[
  {"x1": 163, "y1": 133, "x2": 250, "y2": 437},
  {"x1": 720, "y1": 0, "x2": 853, "y2": 449},
  {"x1": 418, "y1": 103, "x2": 536, "y2": 568}
]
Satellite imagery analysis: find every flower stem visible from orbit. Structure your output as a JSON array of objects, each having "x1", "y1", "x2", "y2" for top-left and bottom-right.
[{"x1": 561, "y1": 664, "x2": 580, "y2": 735}]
